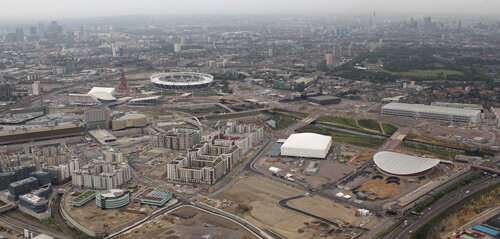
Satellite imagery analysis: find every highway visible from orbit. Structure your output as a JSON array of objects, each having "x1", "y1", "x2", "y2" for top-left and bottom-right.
[
  {"x1": 0, "y1": 213, "x2": 71, "y2": 239},
  {"x1": 385, "y1": 174, "x2": 499, "y2": 239}
]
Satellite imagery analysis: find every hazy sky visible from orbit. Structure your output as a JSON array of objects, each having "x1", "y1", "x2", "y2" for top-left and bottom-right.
[{"x1": 1, "y1": 0, "x2": 499, "y2": 20}]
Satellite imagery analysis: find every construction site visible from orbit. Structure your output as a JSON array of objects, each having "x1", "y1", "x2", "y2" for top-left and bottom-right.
[{"x1": 118, "y1": 206, "x2": 259, "y2": 239}]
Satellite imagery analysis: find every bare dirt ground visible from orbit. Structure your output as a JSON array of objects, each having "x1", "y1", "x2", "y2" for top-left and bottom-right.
[
  {"x1": 63, "y1": 193, "x2": 154, "y2": 232},
  {"x1": 287, "y1": 196, "x2": 359, "y2": 225},
  {"x1": 356, "y1": 179, "x2": 404, "y2": 200},
  {"x1": 119, "y1": 206, "x2": 258, "y2": 239},
  {"x1": 216, "y1": 174, "x2": 322, "y2": 239}
]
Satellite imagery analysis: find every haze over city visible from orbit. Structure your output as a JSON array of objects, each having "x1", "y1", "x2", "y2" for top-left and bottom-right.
[
  {"x1": 1, "y1": 0, "x2": 500, "y2": 21},
  {"x1": 0, "y1": 1, "x2": 499, "y2": 239}
]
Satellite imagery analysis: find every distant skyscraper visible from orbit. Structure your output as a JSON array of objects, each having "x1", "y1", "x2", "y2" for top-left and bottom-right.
[
  {"x1": 347, "y1": 45, "x2": 353, "y2": 57},
  {"x1": 64, "y1": 59, "x2": 73, "y2": 74},
  {"x1": 423, "y1": 16, "x2": 432, "y2": 30},
  {"x1": 111, "y1": 43, "x2": 117, "y2": 57},
  {"x1": 29, "y1": 26, "x2": 37, "y2": 35},
  {"x1": 32, "y1": 81, "x2": 40, "y2": 95},
  {"x1": 332, "y1": 46, "x2": 336, "y2": 58},
  {"x1": 174, "y1": 43, "x2": 182, "y2": 53},
  {"x1": 325, "y1": 54, "x2": 333, "y2": 66},
  {"x1": 15, "y1": 28, "x2": 24, "y2": 42},
  {"x1": 268, "y1": 48, "x2": 273, "y2": 57},
  {"x1": 38, "y1": 22, "x2": 46, "y2": 39}
]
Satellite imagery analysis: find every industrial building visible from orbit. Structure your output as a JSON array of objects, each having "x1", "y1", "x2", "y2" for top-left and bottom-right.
[
  {"x1": 9, "y1": 177, "x2": 39, "y2": 200},
  {"x1": 373, "y1": 151, "x2": 440, "y2": 176},
  {"x1": 68, "y1": 94, "x2": 100, "y2": 106},
  {"x1": 111, "y1": 113, "x2": 148, "y2": 130},
  {"x1": 431, "y1": 102, "x2": 483, "y2": 111},
  {"x1": 381, "y1": 102, "x2": 481, "y2": 123},
  {"x1": 96, "y1": 189, "x2": 130, "y2": 209},
  {"x1": 280, "y1": 133, "x2": 332, "y2": 159},
  {"x1": 135, "y1": 188, "x2": 173, "y2": 207},
  {"x1": 307, "y1": 95, "x2": 342, "y2": 105},
  {"x1": 29, "y1": 171, "x2": 51, "y2": 186},
  {"x1": 68, "y1": 191, "x2": 96, "y2": 207},
  {"x1": 89, "y1": 129, "x2": 117, "y2": 144},
  {"x1": 84, "y1": 108, "x2": 109, "y2": 130},
  {"x1": 19, "y1": 194, "x2": 48, "y2": 213},
  {"x1": 0, "y1": 123, "x2": 85, "y2": 145}
]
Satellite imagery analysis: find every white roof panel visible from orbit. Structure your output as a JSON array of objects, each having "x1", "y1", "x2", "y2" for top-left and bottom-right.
[
  {"x1": 382, "y1": 102, "x2": 480, "y2": 117},
  {"x1": 281, "y1": 133, "x2": 332, "y2": 158},
  {"x1": 373, "y1": 151, "x2": 440, "y2": 175},
  {"x1": 88, "y1": 87, "x2": 116, "y2": 95}
]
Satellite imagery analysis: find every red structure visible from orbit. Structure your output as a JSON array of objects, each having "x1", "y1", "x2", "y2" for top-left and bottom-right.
[{"x1": 118, "y1": 69, "x2": 129, "y2": 93}]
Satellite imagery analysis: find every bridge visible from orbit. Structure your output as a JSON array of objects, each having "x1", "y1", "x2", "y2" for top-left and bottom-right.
[
  {"x1": 471, "y1": 164, "x2": 500, "y2": 174},
  {"x1": 0, "y1": 203, "x2": 17, "y2": 213}
]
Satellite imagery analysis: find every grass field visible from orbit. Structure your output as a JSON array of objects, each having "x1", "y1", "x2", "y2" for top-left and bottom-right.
[
  {"x1": 264, "y1": 112, "x2": 297, "y2": 130},
  {"x1": 371, "y1": 69, "x2": 464, "y2": 78},
  {"x1": 317, "y1": 116, "x2": 397, "y2": 136},
  {"x1": 399, "y1": 141, "x2": 459, "y2": 160},
  {"x1": 358, "y1": 119, "x2": 382, "y2": 133},
  {"x1": 295, "y1": 125, "x2": 386, "y2": 149}
]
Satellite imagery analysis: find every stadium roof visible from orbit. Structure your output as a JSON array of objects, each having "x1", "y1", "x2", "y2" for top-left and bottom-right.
[
  {"x1": 382, "y1": 102, "x2": 480, "y2": 117},
  {"x1": 373, "y1": 151, "x2": 440, "y2": 176},
  {"x1": 88, "y1": 87, "x2": 115, "y2": 95},
  {"x1": 281, "y1": 133, "x2": 332, "y2": 158},
  {"x1": 89, "y1": 92, "x2": 116, "y2": 101}
]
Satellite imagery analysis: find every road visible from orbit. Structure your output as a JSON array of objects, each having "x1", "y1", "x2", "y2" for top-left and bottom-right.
[
  {"x1": 386, "y1": 175, "x2": 500, "y2": 239},
  {"x1": 0, "y1": 213, "x2": 71, "y2": 239},
  {"x1": 278, "y1": 195, "x2": 342, "y2": 227}
]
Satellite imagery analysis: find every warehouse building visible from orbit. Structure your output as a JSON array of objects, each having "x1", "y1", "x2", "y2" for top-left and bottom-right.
[
  {"x1": 84, "y1": 108, "x2": 109, "y2": 130},
  {"x1": 96, "y1": 189, "x2": 130, "y2": 209},
  {"x1": 381, "y1": 102, "x2": 481, "y2": 123},
  {"x1": 111, "y1": 113, "x2": 148, "y2": 130},
  {"x1": 373, "y1": 151, "x2": 440, "y2": 176},
  {"x1": 307, "y1": 95, "x2": 342, "y2": 105},
  {"x1": 135, "y1": 188, "x2": 173, "y2": 207},
  {"x1": 281, "y1": 133, "x2": 332, "y2": 159},
  {"x1": 19, "y1": 194, "x2": 48, "y2": 213}
]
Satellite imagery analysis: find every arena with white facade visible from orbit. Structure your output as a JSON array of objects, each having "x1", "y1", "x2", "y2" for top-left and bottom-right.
[
  {"x1": 373, "y1": 151, "x2": 440, "y2": 176},
  {"x1": 280, "y1": 133, "x2": 332, "y2": 159},
  {"x1": 151, "y1": 72, "x2": 214, "y2": 90},
  {"x1": 381, "y1": 102, "x2": 481, "y2": 123}
]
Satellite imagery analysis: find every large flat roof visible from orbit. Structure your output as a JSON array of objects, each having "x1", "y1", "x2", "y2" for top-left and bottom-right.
[
  {"x1": 281, "y1": 133, "x2": 332, "y2": 158},
  {"x1": 382, "y1": 102, "x2": 480, "y2": 117},
  {"x1": 373, "y1": 151, "x2": 440, "y2": 176}
]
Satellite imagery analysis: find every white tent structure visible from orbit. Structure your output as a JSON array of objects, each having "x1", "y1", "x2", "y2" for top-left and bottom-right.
[{"x1": 280, "y1": 133, "x2": 332, "y2": 159}]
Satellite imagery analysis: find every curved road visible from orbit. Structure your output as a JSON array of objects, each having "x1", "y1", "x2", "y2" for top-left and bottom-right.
[{"x1": 278, "y1": 195, "x2": 342, "y2": 227}]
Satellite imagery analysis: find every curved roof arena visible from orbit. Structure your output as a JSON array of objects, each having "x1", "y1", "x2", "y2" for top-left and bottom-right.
[
  {"x1": 373, "y1": 151, "x2": 440, "y2": 176},
  {"x1": 150, "y1": 72, "x2": 214, "y2": 89},
  {"x1": 280, "y1": 133, "x2": 332, "y2": 159}
]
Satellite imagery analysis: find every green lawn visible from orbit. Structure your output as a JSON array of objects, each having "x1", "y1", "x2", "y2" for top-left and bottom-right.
[
  {"x1": 318, "y1": 116, "x2": 359, "y2": 128},
  {"x1": 382, "y1": 123, "x2": 398, "y2": 135},
  {"x1": 358, "y1": 119, "x2": 382, "y2": 132},
  {"x1": 264, "y1": 113, "x2": 297, "y2": 130},
  {"x1": 295, "y1": 125, "x2": 386, "y2": 149},
  {"x1": 371, "y1": 69, "x2": 463, "y2": 78},
  {"x1": 400, "y1": 142, "x2": 458, "y2": 160}
]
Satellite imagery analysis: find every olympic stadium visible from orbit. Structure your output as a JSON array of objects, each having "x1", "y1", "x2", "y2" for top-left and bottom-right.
[{"x1": 150, "y1": 72, "x2": 214, "y2": 90}]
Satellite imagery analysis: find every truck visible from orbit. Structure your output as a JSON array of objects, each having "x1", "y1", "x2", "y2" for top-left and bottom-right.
[{"x1": 269, "y1": 167, "x2": 282, "y2": 174}]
